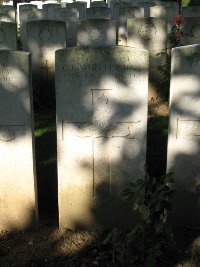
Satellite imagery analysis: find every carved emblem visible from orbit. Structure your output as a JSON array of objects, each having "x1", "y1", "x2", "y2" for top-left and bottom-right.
[
  {"x1": 138, "y1": 23, "x2": 157, "y2": 40},
  {"x1": 93, "y1": 92, "x2": 112, "y2": 129},
  {"x1": 28, "y1": 11, "x2": 37, "y2": 21},
  {"x1": 39, "y1": 29, "x2": 52, "y2": 42},
  {"x1": 89, "y1": 27, "x2": 102, "y2": 41},
  {"x1": 0, "y1": 126, "x2": 15, "y2": 142}
]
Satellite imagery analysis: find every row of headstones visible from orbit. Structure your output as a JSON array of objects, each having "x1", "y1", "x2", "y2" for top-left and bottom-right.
[
  {"x1": 0, "y1": 43, "x2": 200, "y2": 230},
  {"x1": 0, "y1": 15, "x2": 199, "y2": 92}
]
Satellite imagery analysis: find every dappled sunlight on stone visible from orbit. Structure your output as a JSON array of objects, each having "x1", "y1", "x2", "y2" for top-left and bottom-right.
[
  {"x1": 56, "y1": 46, "x2": 148, "y2": 229},
  {"x1": 0, "y1": 51, "x2": 38, "y2": 230},
  {"x1": 167, "y1": 45, "x2": 200, "y2": 226}
]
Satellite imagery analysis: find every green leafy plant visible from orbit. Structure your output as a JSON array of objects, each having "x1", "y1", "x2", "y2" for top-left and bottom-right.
[{"x1": 121, "y1": 169, "x2": 176, "y2": 266}]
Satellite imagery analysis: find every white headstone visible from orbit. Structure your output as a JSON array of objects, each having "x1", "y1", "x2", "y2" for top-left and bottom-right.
[
  {"x1": 0, "y1": 22, "x2": 17, "y2": 49},
  {"x1": 118, "y1": 6, "x2": 144, "y2": 45},
  {"x1": 0, "y1": 50, "x2": 38, "y2": 230},
  {"x1": 181, "y1": 17, "x2": 200, "y2": 46},
  {"x1": 127, "y1": 17, "x2": 167, "y2": 83},
  {"x1": 66, "y1": 2, "x2": 87, "y2": 19},
  {"x1": 86, "y1": 7, "x2": 111, "y2": 19},
  {"x1": 167, "y1": 44, "x2": 200, "y2": 226},
  {"x1": 42, "y1": 3, "x2": 61, "y2": 19},
  {"x1": 55, "y1": 7, "x2": 79, "y2": 46},
  {"x1": 55, "y1": 46, "x2": 149, "y2": 229},
  {"x1": 26, "y1": 20, "x2": 67, "y2": 109},
  {"x1": 150, "y1": 5, "x2": 179, "y2": 33},
  {"x1": 140, "y1": 1, "x2": 155, "y2": 17},
  {"x1": 77, "y1": 19, "x2": 116, "y2": 46},
  {"x1": 30, "y1": 1, "x2": 44, "y2": 9},
  {"x1": 17, "y1": 3, "x2": 37, "y2": 25},
  {"x1": 0, "y1": 5, "x2": 16, "y2": 23},
  {"x1": 20, "y1": 7, "x2": 44, "y2": 46}
]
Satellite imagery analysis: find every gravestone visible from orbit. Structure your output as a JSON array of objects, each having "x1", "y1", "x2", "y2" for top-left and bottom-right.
[
  {"x1": 127, "y1": 17, "x2": 167, "y2": 85},
  {"x1": 140, "y1": 1, "x2": 155, "y2": 17},
  {"x1": 43, "y1": 0, "x2": 58, "y2": 3},
  {"x1": 0, "y1": 22, "x2": 17, "y2": 49},
  {"x1": 81, "y1": 0, "x2": 90, "y2": 8},
  {"x1": 55, "y1": 7, "x2": 79, "y2": 46},
  {"x1": 167, "y1": 44, "x2": 200, "y2": 226},
  {"x1": 66, "y1": 2, "x2": 86, "y2": 19},
  {"x1": 0, "y1": 50, "x2": 38, "y2": 230},
  {"x1": 20, "y1": 7, "x2": 45, "y2": 47},
  {"x1": 118, "y1": 6, "x2": 144, "y2": 45},
  {"x1": 90, "y1": 1, "x2": 108, "y2": 7},
  {"x1": 182, "y1": 6, "x2": 200, "y2": 17},
  {"x1": 181, "y1": 18, "x2": 200, "y2": 46},
  {"x1": 86, "y1": 7, "x2": 111, "y2": 19},
  {"x1": 30, "y1": 1, "x2": 44, "y2": 9},
  {"x1": 77, "y1": 19, "x2": 116, "y2": 46},
  {"x1": 150, "y1": 5, "x2": 179, "y2": 33},
  {"x1": 26, "y1": 20, "x2": 67, "y2": 109},
  {"x1": 42, "y1": 3, "x2": 61, "y2": 19},
  {"x1": 55, "y1": 46, "x2": 149, "y2": 229},
  {"x1": 0, "y1": 5, "x2": 16, "y2": 23},
  {"x1": 17, "y1": 3, "x2": 37, "y2": 26}
]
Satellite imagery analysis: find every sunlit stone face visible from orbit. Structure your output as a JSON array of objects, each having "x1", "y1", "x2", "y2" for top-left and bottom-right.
[
  {"x1": 55, "y1": 7, "x2": 79, "y2": 46},
  {"x1": 77, "y1": 19, "x2": 116, "y2": 47},
  {"x1": 56, "y1": 46, "x2": 149, "y2": 229},
  {"x1": 167, "y1": 45, "x2": 200, "y2": 227},
  {"x1": 118, "y1": 6, "x2": 144, "y2": 46},
  {"x1": 127, "y1": 17, "x2": 167, "y2": 83},
  {"x1": 25, "y1": 20, "x2": 67, "y2": 107},
  {"x1": 0, "y1": 51, "x2": 38, "y2": 230}
]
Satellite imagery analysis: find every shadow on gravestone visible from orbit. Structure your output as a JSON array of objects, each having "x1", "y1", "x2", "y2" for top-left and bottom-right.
[
  {"x1": 55, "y1": 46, "x2": 149, "y2": 230},
  {"x1": 167, "y1": 45, "x2": 200, "y2": 227},
  {"x1": 0, "y1": 51, "x2": 38, "y2": 230}
]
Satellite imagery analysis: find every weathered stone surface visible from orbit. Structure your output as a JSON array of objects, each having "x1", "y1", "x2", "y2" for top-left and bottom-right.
[
  {"x1": 55, "y1": 7, "x2": 79, "y2": 46},
  {"x1": 0, "y1": 22, "x2": 17, "y2": 49},
  {"x1": 17, "y1": 3, "x2": 37, "y2": 26},
  {"x1": 0, "y1": 50, "x2": 38, "y2": 230},
  {"x1": 55, "y1": 46, "x2": 149, "y2": 229},
  {"x1": 86, "y1": 7, "x2": 111, "y2": 19},
  {"x1": 0, "y1": 5, "x2": 15, "y2": 23},
  {"x1": 167, "y1": 45, "x2": 200, "y2": 226},
  {"x1": 26, "y1": 20, "x2": 67, "y2": 108},
  {"x1": 77, "y1": 19, "x2": 116, "y2": 46},
  {"x1": 66, "y1": 2, "x2": 87, "y2": 19},
  {"x1": 181, "y1": 18, "x2": 200, "y2": 46},
  {"x1": 42, "y1": 3, "x2": 61, "y2": 19},
  {"x1": 150, "y1": 5, "x2": 179, "y2": 33},
  {"x1": 118, "y1": 6, "x2": 144, "y2": 45},
  {"x1": 20, "y1": 7, "x2": 45, "y2": 46},
  {"x1": 127, "y1": 17, "x2": 167, "y2": 83}
]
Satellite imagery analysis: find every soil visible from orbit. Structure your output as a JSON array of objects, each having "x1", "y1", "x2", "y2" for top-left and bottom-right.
[{"x1": 1, "y1": 222, "x2": 200, "y2": 267}]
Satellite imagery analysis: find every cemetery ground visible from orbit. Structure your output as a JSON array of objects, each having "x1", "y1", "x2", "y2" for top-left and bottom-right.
[{"x1": 1, "y1": 94, "x2": 200, "y2": 267}]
